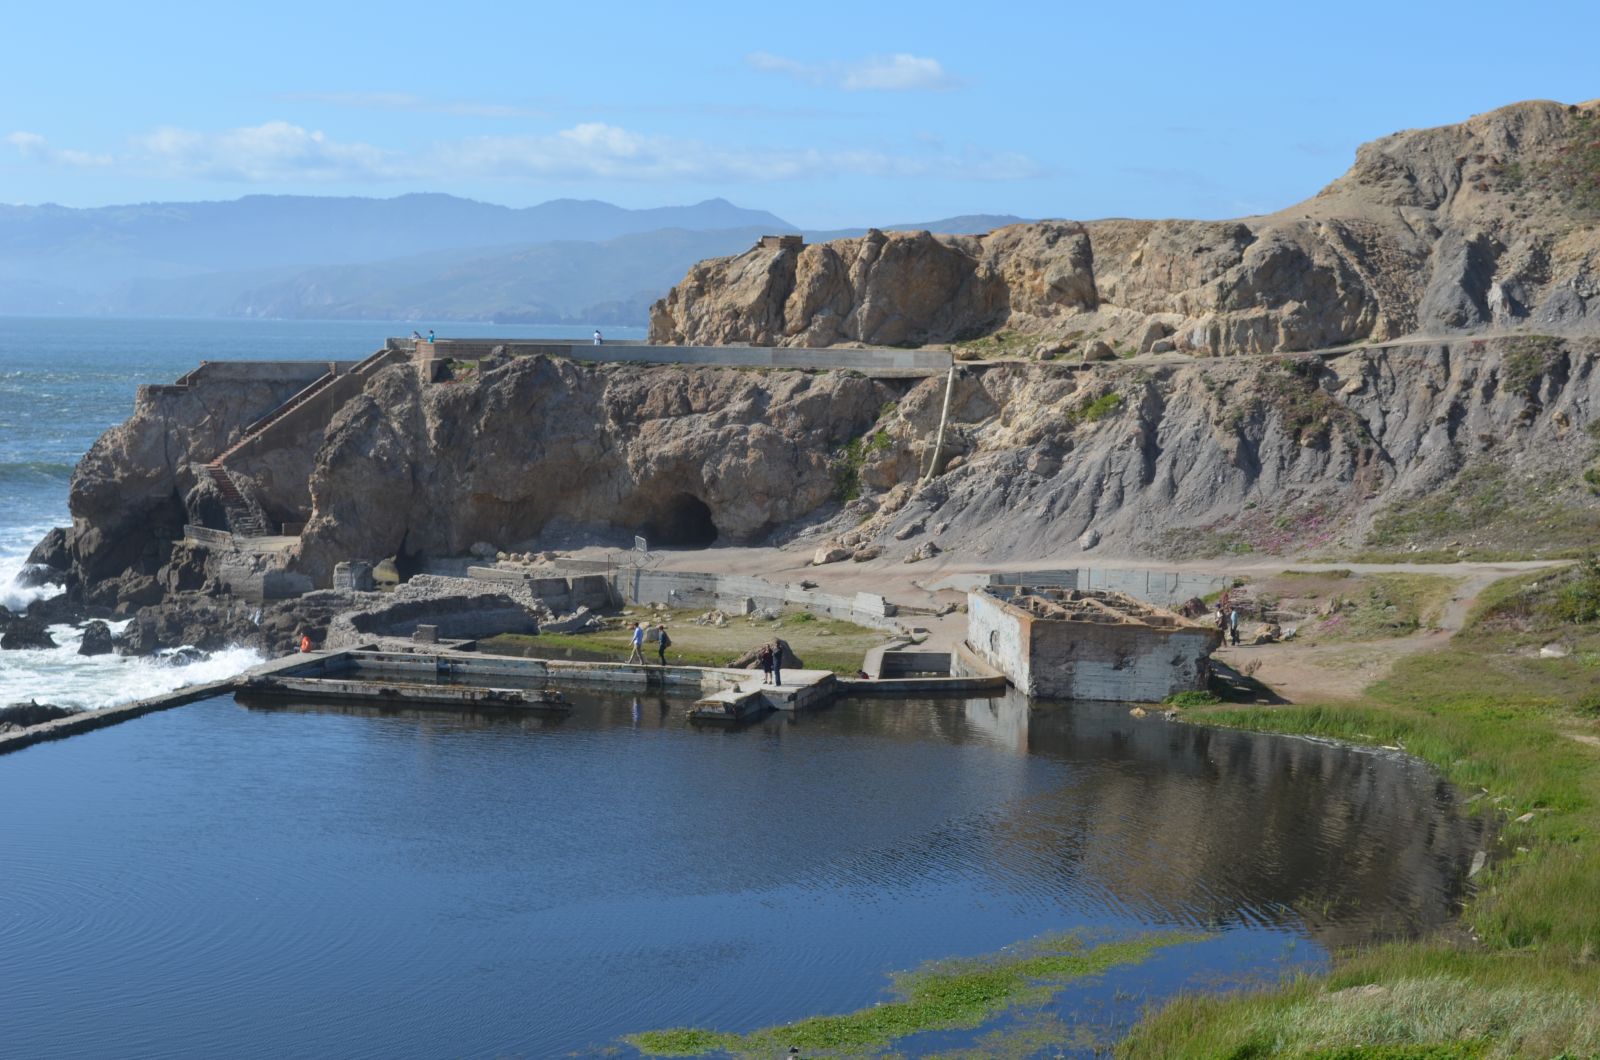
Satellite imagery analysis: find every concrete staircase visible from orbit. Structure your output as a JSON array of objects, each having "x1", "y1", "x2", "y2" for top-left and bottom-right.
[
  {"x1": 204, "y1": 462, "x2": 272, "y2": 537},
  {"x1": 202, "y1": 345, "x2": 407, "y2": 539}
]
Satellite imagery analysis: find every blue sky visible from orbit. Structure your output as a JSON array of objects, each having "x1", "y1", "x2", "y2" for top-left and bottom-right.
[{"x1": 2, "y1": 0, "x2": 1595, "y2": 227}]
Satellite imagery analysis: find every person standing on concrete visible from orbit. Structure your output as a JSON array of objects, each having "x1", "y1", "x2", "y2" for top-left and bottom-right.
[
  {"x1": 1228, "y1": 606, "x2": 1241, "y2": 647},
  {"x1": 593, "y1": 329, "x2": 603, "y2": 345},
  {"x1": 769, "y1": 640, "x2": 783, "y2": 686},
  {"x1": 757, "y1": 643, "x2": 774, "y2": 685},
  {"x1": 655, "y1": 623, "x2": 670, "y2": 666},
  {"x1": 627, "y1": 621, "x2": 645, "y2": 664}
]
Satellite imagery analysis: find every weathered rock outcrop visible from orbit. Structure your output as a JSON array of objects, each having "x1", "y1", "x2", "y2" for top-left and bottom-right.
[
  {"x1": 824, "y1": 336, "x2": 1600, "y2": 560},
  {"x1": 290, "y1": 357, "x2": 889, "y2": 581},
  {"x1": 651, "y1": 100, "x2": 1600, "y2": 354}
]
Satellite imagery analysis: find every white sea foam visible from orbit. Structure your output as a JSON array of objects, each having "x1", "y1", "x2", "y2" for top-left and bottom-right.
[
  {"x1": 0, "y1": 619, "x2": 264, "y2": 710},
  {"x1": 0, "y1": 522, "x2": 65, "y2": 612}
]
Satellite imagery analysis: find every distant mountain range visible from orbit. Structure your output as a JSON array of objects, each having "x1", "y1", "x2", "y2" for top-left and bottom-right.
[{"x1": 0, "y1": 194, "x2": 1026, "y2": 324}]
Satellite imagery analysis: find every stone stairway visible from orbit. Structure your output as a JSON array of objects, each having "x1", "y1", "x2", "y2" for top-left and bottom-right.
[
  {"x1": 204, "y1": 462, "x2": 272, "y2": 537},
  {"x1": 201, "y1": 345, "x2": 407, "y2": 539}
]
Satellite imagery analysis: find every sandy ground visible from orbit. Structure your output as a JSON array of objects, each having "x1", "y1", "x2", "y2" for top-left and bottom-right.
[{"x1": 560, "y1": 543, "x2": 1566, "y2": 703}]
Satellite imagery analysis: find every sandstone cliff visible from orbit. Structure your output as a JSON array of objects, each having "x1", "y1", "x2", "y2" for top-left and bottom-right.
[{"x1": 650, "y1": 100, "x2": 1600, "y2": 355}]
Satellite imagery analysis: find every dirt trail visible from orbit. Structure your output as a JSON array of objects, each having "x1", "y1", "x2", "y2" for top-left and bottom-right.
[{"x1": 564, "y1": 543, "x2": 1567, "y2": 702}]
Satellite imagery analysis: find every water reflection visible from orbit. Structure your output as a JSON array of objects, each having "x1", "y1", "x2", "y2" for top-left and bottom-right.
[{"x1": 0, "y1": 689, "x2": 1480, "y2": 1059}]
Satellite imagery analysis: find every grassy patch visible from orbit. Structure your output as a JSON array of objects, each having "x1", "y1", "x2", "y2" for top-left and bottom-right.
[
  {"x1": 630, "y1": 932, "x2": 1205, "y2": 1057},
  {"x1": 480, "y1": 607, "x2": 886, "y2": 676},
  {"x1": 1076, "y1": 391, "x2": 1125, "y2": 423},
  {"x1": 1164, "y1": 690, "x2": 1222, "y2": 709},
  {"x1": 1366, "y1": 463, "x2": 1600, "y2": 559},
  {"x1": 1292, "y1": 574, "x2": 1458, "y2": 643},
  {"x1": 953, "y1": 329, "x2": 1039, "y2": 360},
  {"x1": 1501, "y1": 335, "x2": 1565, "y2": 398},
  {"x1": 831, "y1": 428, "x2": 892, "y2": 502},
  {"x1": 1119, "y1": 566, "x2": 1600, "y2": 1058}
]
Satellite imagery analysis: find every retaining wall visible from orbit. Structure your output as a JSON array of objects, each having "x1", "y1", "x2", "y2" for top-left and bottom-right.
[
  {"x1": 398, "y1": 338, "x2": 951, "y2": 378},
  {"x1": 609, "y1": 568, "x2": 898, "y2": 630}
]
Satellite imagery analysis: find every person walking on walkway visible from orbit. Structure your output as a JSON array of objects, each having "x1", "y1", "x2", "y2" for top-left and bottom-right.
[
  {"x1": 627, "y1": 621, "x2": 645, "y2": 664},
  {"x1": 655, "y1": 623, "x2": 670, "y2": 666}
]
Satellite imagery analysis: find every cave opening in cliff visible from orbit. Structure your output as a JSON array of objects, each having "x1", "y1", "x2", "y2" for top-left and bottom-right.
[{"x1": 641, "y1": 493, "x2": 718, "y2": 549}]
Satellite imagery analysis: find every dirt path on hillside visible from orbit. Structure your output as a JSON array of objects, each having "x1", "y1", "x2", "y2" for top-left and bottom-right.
[{"x1": 561, "y1": 544, "x2": 1565, "y2": 702}]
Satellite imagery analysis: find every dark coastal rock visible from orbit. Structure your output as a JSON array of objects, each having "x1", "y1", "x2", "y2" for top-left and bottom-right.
[
  {"x1": 119, "y1": 590, "x2": 347, "y2": 657},
  {"x1": 111, "y1": 573, "x2": 165, "y2": 617},
  {"x1": 1, "y1": 618, "x2": 58, "y2": 651},
  {"x1": 0, "y1": 700, "x2": 84, "y2": 734},
  {"x1": 25, "y1": 592, "x2": 85, "y2": 625},
  {"x1": 26, "y1": 527, "x2": 70, "y2": 571},
  {"x1": 14, "y1": 562, "x2": 65, "y2": 589},
  {"x1": 77, "y1": 619, "x2": 115, "y2": 656}
]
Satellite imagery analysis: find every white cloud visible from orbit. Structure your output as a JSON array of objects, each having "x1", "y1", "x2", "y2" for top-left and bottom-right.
[
  {"x1": 5, "y1": 130, "x2": 112, "y2": 168},
  {"x1": 4, "y1": 120, "x2": 1038, "y2": 185},
  {"x1": 746, "y1": 51, "x2": 958, "y2": 92}
]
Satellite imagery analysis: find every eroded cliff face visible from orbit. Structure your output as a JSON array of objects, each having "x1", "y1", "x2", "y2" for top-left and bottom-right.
[
  {"x1": 832, "y1": 337, "x2": 1600, "y2": 562},
  {"x1": 289, "y1": 357, "x2": 890, "y2": 581},
  {"x1": 650, "y1": 100, "x2": 1600, "y2": 355},
  {"x1": 59, "y1": 337, "x2": 1600, "y2": 605}
]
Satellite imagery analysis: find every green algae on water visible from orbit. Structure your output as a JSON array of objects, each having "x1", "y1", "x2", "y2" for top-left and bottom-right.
[{"x1": 627, "y1": 931, "x2": 1207, "y2": 1057}]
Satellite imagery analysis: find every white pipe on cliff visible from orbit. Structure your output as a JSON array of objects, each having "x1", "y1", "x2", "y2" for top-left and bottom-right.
[{"x1": 923, "y1": 365, "x2": 957, "y2": 481}]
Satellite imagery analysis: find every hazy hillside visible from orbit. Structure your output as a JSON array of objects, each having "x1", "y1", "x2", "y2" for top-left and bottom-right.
[{"x1": 0, "y1": 191, "x2": 1024, "y2": 324}]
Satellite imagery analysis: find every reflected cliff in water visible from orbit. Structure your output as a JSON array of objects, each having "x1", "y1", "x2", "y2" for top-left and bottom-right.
[{"x1": 247, "y1": 686, "x2": 1482, "y2": 950}]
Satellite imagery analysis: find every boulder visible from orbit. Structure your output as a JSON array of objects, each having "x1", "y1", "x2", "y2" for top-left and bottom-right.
[
  {"x1": 1082, "y1": 341, "x2": 1117, "y2": 362},
  {"x1": 1, "y1": 618, "x2": 57, "y2": 651},
  {"x1": 0, "y1": 700, "x2": 84, "y2": 734},
  {"x1": 1250, "y1": 622, "x2": 1282, "y2": 645},
  {"x1": 903, "y1": 541, "x2": 942, "y2": 563},
  {"x1": 1079, "y1": 528, "x2": 1101, "y2": 551},
  {"x1": 812, "y1": 546, "x2": 850, "y2": 566},
  {"x1": 25, "y1": 527, "x2": 69, "y2": 572},
  {"x1": 851, "y1": 545, "x2": 884, "y2": 562},
  {"x1": 77, "y1": 620, "x2": 115, "y2": 657}
]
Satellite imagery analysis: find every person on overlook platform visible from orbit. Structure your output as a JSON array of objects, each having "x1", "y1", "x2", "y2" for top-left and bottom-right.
[{"x1": 593, "y1": 328, "x2": 603, "y2": 345}]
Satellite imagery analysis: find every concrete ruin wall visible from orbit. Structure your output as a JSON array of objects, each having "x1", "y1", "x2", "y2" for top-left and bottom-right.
[
  {"x1": 608, "y1": 568, "x2": 898, "y2": 630},
  {"x1": 967, "y1": 588, "x2": 1220, "y2": 701}
]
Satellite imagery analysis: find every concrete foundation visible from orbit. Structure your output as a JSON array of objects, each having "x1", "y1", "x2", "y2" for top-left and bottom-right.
[{"x1": 967, "y1": 586, "x2": 1221, "y2": 701}]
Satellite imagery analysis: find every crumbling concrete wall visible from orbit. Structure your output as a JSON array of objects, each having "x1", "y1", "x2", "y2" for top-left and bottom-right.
[{"x1": 967, "y1": 588, "x2": 1220, "y2": 701}]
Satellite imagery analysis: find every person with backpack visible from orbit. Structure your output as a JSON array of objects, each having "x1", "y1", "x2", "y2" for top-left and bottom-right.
[{"x1": 655, "y1": 623, "x2": 670, "y2": 666}]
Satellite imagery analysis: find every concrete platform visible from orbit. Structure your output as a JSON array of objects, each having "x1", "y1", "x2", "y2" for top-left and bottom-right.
[{"x1": 690, "y1": 669, "x2": 838, "y2": 722}]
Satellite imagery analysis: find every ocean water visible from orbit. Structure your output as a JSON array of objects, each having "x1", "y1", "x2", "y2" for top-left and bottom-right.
[{"x1": 0, "y1": 317, "x2": 642, "y2": 708}]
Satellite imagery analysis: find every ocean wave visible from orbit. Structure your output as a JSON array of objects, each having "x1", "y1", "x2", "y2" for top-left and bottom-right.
[
  {"x1": 0, "y1": 620, "x2": 264, "y2": 710},
  {"x1": 0, "y1": 460, "x2": 74, "y2": 484}
]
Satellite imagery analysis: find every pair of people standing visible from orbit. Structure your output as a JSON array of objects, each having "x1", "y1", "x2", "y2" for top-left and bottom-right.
[{"x1": 757, "y1": 641, "x2": 783, "y2": 685}]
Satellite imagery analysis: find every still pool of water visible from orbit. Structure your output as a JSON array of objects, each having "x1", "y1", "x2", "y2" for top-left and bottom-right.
[{"x1": 0, "y1": 691, "x2": 1481, "y2": 1058}]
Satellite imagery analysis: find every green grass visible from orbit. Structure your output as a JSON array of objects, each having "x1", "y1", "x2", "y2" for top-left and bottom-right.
[
  {"x1": 832, "y1": 427, "x2": 893, "y2": 501},
  {"x1": 1164, "y1": 690, "x2": 1222, "y2": 709},
  {"x1": 1366, "y1": 463, "x2": 1600, "y2": 559},
  {"x1": 1294, "y1": 574, "x2": 1458, "y2": 642},
  {"x1": 1118, "y1": 563, "x2": 1600, "y2": 1058},
  {"x1": 480, "y1": 608, "x2": 885, "y2": 675},
  {"x1": 1077, "y1": 391, "x2": 1125, "y2": 423},
  {"x1": 630, "y1": 932, "x2": 1206, "y2": 1057}
]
